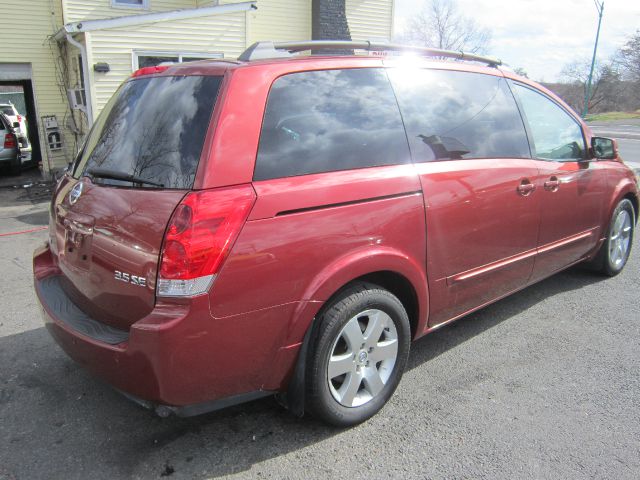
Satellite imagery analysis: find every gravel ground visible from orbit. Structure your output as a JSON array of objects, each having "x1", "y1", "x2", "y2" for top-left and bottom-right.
[{"x1": 0, "y1": 181, "x2": 638, "y2": 480}]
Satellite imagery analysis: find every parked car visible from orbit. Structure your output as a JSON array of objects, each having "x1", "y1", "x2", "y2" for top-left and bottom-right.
[
  {"x1": 0, "y1": 112, "x2": 21, "y2": 174},
  {"x1": 34, "y1": 41, "x2": 639, "y2": 426},
  {"x1": 0, "y1": 102, "x2": 28, "y2": 141}
]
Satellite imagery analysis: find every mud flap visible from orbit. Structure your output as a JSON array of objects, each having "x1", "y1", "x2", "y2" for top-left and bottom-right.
[{"x1": 280, "y1": 321, "x2": 315, "y2": 417}]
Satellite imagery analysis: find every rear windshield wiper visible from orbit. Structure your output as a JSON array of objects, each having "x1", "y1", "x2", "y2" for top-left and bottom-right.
[{"x1": 85, "y1": 168, "x2": 164, "y2": 187}]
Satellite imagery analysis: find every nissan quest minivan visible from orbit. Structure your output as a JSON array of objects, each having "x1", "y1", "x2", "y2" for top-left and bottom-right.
[{"x1": 34, "y1": 41, "x2": 639, "y2": 426}]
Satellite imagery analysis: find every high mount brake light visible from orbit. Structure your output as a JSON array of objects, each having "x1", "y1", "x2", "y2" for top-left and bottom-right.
[
  {"x1": 157, "y1": 185, "x2": 256, "y2": 298},
  {"x1": 131, "y1": 65, "x2": 170, "y2": 78}
]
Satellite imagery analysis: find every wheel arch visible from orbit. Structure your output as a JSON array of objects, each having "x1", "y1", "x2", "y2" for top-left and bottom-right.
[
  {"x1": 623, "y1": 191, "x2": 639, "y2": 224},
  {"x1": 349, "y1": 271, "x2": 420, "y2": 339},
  {"x1": 605, "y1": 179, "x2": 639, "y2": 230},
  {"x1": 274, "y1": 247, "x2": 428, "y2": 417},
  {"x1": 285, "y1": 246, "x2": 428, "y2": 347}
]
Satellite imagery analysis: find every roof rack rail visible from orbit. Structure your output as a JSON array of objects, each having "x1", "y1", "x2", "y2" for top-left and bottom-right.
[{"x1": 237, "y1": 40, "x2": 502, "y2": 67}]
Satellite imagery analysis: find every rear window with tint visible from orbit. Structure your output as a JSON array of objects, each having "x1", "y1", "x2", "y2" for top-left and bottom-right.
[
  {"x1": 387, "y1": 68, "x2": 530, "y2": 161},
  {"x1": 1, "y1": 107, "x2": 14, "y2": 116},
  {"x1": 254, "y1": 68, "x2": 410, "y2": 181},
  {"x1": 73, "y1": 75, "x2": 222, "y2": 189}
]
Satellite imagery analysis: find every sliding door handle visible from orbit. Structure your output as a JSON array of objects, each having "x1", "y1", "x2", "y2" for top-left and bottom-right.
[
  {"x1": 517, "y1": 180, "x2": 535, "y2": 196},
  {"x1": 544, "y1": 176, "x2": 560, "y2": 192}
]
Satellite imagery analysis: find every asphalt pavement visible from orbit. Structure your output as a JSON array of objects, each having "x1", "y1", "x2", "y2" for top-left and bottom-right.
[{"x1": 0, "y1": 123, "x2": 639, "y2": 479}]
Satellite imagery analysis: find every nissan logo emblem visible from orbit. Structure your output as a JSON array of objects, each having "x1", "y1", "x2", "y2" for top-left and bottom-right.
[{"x1": 69, "y1": 182, "x2": 83, "y2": 205}]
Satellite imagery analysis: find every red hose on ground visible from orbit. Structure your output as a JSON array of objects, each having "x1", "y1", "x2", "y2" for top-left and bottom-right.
[{"x1": 0, "y1": 226, "x2": 48, "y2": 237}]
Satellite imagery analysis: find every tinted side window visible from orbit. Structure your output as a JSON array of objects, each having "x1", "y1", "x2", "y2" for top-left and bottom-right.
[
  {"x1": 512, "y1": 84, "x2": 585, "y2": 161},
  {"x1": 388, "y1": 68, "x2": 530, "y2": 161},
  {"x1": 254, "y1": 68, "x2": 410, "y2": 181}
]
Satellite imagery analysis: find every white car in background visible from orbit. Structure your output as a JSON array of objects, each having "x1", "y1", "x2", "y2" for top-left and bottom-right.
[{"x1": 0, "y1": 103, "x2": 28, "y2": 141}]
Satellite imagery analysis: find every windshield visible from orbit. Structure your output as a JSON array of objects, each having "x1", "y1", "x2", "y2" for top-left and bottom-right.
[{"x1": 73, "y1": 75, "x2": 222, "y2": 189}]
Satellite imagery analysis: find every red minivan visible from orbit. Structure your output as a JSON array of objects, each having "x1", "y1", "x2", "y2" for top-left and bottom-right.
[{"x1": 34, "y1": 41, "x2": 638, "y2": 426}]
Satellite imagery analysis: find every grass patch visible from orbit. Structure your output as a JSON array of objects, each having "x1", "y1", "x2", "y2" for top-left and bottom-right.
[{"x1": 585, "y1": 111, "x2": 640, "y2": 122}]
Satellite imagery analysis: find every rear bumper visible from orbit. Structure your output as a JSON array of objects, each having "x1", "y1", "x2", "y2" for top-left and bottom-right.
[
  {"x1": 35, "y1": 244, "x2": 176, "y2": 404},
  {"x1": 34, "y1": 244, "x2": 301, "y2": 411},
  {"x1": 0, "y1": 149, "x2": 18, "y2": 163}
]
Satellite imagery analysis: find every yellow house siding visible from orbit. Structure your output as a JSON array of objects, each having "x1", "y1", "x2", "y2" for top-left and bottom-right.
[
  {"x1": 246, "y1": 0, "x2": 311, "y2": 45},
  {"x1": 59, "y1": 0, "x2": 394, "y2": 152},
  {"x1": 62, "y1": 0, "x2": 197, "y2": 24},
  {"x1": 0, "y1": 0, "x2": 75, "y2": 171},
  {"x1": 346, "y1": 0, "x2": 393, "y2": 42},
  {"x1": 88, "y1": 12, "x2": 246, "y2": 113}
]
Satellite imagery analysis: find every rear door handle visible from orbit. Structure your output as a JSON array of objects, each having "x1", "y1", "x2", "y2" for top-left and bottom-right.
[
  {"x1": 517, "y1": 179, "x2": 535, "y2": 196},
  {"x1": 544, "y1": 176, "x2": 560, "y2": 192}
]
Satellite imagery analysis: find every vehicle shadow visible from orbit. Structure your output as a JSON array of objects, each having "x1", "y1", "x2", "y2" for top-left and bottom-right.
[
  {"x1": 0, "y1": 266, "x2": 610, "y2": 479},
  {"x1": 14, "y1": 209, "x2": 49, "y2": 226},
  {"x1": 405, "y1": 266, "x2": 610, "y2": 372}
]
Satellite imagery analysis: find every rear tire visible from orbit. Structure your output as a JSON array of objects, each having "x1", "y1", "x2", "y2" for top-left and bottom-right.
[
  {"x1": 588, "y1": 199, "x2": 635, "y2": 276},
  {"x1": 305, "y1": 282, "x2": 410, "y2": 427},
  {"x1": 9, "y1": 156, "x2": 21, "y2": 176}
]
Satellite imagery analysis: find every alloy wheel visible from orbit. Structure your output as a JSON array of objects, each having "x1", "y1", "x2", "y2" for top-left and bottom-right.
[
  {"x1": 327, "y1": 309, "x2": 398, "y2": 408},
  {"x1": 609, "y1": 209, "x2": 632, "y2": 268}
]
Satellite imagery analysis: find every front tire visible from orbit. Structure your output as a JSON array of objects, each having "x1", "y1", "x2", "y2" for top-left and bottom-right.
[
  {"x1": 589, "y1": 199, "x2": 635, "y2": 276},
  {"x1": 306, "y1": 283, "x2": 411, "y2": 427}
]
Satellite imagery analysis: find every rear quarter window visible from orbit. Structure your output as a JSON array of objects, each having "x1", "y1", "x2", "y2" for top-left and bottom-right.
[
  {"x1": 387, "y1": 68, "x2": 530, "y2": 161},
  {"x1": 254, "y1": 68, "x2": 410, "y2": 181},
  {"x1": 73, "y1": 75, "x2": 222, "y2": 189}
]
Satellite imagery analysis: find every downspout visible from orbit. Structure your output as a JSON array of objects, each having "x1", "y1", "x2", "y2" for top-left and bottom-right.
[{"x1": 64, "y1": 33, "x2": 94, "y2": 126}]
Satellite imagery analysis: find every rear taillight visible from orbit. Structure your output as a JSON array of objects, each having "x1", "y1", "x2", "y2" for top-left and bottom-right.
[
  {"x1": 4, "y1": 133, "x2": 16, "y2": 149},
  {"x1": 157, "y1": 184, "x2": 256, "y2": 297},
  {"x1": 16, "y1": 115, "x2": 22, "y2": 122}
]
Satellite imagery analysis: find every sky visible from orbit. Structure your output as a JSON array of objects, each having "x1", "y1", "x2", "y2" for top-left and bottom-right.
[{"x1": 393, "y1": 0, "x2": 640, "y2": 82}]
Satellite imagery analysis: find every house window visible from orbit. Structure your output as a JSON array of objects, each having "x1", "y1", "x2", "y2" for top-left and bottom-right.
[
  {"x1": 112, "y1": 0, "x2": 149, "y2": 9},
  {"x1": 133, "y1": 51, "x2": 224, "y2": 70},
  {"x1": 76, "y1": 55, "x2": 87, "y2": 106}
]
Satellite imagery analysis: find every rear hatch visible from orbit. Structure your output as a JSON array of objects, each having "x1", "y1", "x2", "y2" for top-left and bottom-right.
[{"x1": 50, "y1": 74, "x2": 223, "y2": 330}]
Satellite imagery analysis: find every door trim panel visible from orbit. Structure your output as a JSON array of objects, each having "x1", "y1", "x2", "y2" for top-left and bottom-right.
[
  {"x1": 537, "y1": 228, "x2": 595, "y2": 254},
  {"x1": 446, "y1": 227, "x2": 596, "y2": 286},
  {"x1": 447, "y1": 248, "x2": 537, "y2": 285}
]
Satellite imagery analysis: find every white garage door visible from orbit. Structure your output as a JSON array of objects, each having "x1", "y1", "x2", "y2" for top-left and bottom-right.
[{"x1": 0, "y1": 63, "x2": 32, "y2": 81}]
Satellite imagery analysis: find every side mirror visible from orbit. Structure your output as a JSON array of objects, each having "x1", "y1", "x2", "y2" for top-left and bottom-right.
[
  {"x1": 12, "y1": 121, "x2": 20, "y2": 129},
  {"x1": 53, "y1": 163, "x2": 71, "y2": 182},
  {"x1": 591, "y1": 137, "x2": 617, "y2": 160}
]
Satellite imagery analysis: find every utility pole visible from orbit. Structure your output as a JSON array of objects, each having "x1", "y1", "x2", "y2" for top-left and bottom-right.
[{"x1": 582, "y1": 0, "x2": 604, "y2": 117}]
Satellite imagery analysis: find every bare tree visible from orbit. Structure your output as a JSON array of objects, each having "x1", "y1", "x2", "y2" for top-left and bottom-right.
[
  {"x1": 512, "y1": 67, "x2": 529, "y2": 78},
  {"x1": 613, "y1": 30, "x2": 640, "y2": 106},
  {"x1": 557, "y1": 59, "x2": 626, "y2": 113},
  {"x1": 403, "y1": 0, "x2": 491, "y2": 54},
  {"x1": 541, "y1": 30, "x2": 640, "y2": 115},
  {"x1": 616, "y1": 30, "x2": 640, "y2": 81}
]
